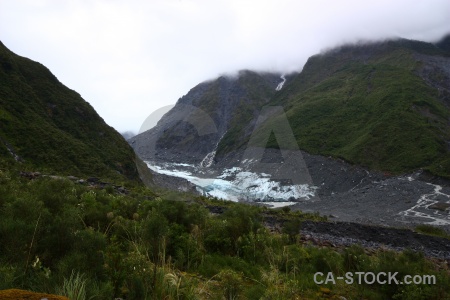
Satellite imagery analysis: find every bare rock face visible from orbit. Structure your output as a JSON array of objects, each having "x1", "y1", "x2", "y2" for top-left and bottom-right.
[
  {"x1": 129, "y1": 70, "x2": 282, "y2": 164},
  {"x1": 415, "y1": 53, "x2": 450, "y2": 108}
]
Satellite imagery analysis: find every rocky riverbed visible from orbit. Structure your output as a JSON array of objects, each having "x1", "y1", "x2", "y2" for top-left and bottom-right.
[
  {"x1": 299, "y1": 220, "x2": 450, "y2": 260},
  {"x1": 144, "y1": 148, "x2": 450, "y2": 230},
  {"x1": 290, "y1": 170, "x2": 450, "y2": 230},
  {"x1": 142, "y1": 147, "x2": 450, "y2": 259}
]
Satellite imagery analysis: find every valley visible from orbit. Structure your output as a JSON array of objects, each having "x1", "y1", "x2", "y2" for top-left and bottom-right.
[
  {"x1": 132, "y1": 37, "x2": 450, "y2": 233},
  {"x1": 145, "y1": 147, "x2": 450, "y2": 230},
  {"x1": 2, "y1": 35, "x2": 450, "y2": 299}
]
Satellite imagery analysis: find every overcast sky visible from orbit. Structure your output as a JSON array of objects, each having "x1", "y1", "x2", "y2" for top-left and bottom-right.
[{"x1": 1, "y1": 0, "x2": 450, "y2": 133}]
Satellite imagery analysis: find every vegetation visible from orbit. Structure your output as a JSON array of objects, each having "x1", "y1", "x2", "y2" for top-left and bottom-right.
[
  {"x1": 282, "y1": 47, "x2": 450, "y2": 177},
  {"x1": 0, "y1": 41, "x2": 140, "y2": 182},
  {"x1": 0, "y1": 168, "x2": 448, "y2": 299},
  {"x1": 56, "y1": 271, "x2": 90, "y2": 300},
  {"x1": 216, "y1": 40, "x2": 450, "y2": 178},
  {"x1": 415, "y1": 224, "x2": 450, "y2": 239}
]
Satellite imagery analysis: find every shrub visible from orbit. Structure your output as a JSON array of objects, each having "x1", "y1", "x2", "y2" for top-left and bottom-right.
[
  {"x1": 217, "y1": 269, "x2": 243, "y2": 300},
  {"x1": 282, "y1": 218, "x2": 302, "y2": 243},
  {"x1": 415, "y1": 224, "x2": 450, "y2": 239},
  {"x1": 343, "y1": 244, "x2": 368, "y2": 272}
]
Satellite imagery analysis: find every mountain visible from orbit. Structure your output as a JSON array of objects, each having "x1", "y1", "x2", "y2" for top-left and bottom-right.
[
  {"x1": 0, "y1": 41, "x2": 140, "y2": 182},
  {"x1": 259, "y1": 38, "x2": 450, "y2": 177},
  {"x1": 132, "y1": 37, "x2": 450, "y2": 179},
  {"x1": 130, "y1": 70, "x2": 284, "y2": 163},
  {"x1": 1, "y1": 40, "x2": 449, "y2": 300},
  {"x1": 435, "y1": 33, "x2": 450, "y2": 53},
  {"x1": 120, "y1": 131, "x2": 136, "y2": 140}
]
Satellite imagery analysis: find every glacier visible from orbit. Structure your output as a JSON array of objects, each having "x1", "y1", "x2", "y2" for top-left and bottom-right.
[{"x1": 146, "y1": 161, "x2": 317, "y2": 205}]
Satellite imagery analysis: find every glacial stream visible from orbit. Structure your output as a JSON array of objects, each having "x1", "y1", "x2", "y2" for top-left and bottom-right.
[{"x1": 398, "y1": 176, "x2": 450, "y2": 225}]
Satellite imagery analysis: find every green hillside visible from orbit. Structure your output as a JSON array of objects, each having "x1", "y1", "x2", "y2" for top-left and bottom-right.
[
  {"x1": 218, "y1": 39, "x2": 450, "y2": 178},
  {"x1": 213, "y1": 71, "x2": 279, "y2": 155},
  {"x1": 0, "y1": 41, "x2": 140, "y2": 182}
]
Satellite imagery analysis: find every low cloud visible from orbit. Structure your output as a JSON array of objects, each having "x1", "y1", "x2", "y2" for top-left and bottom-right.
[{"x1": 1, "y1": 0, "x2": 449, "y2": 132}]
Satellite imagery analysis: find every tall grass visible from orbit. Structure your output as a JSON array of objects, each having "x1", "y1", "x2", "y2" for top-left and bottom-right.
[{"x1": 57, "y1": 271, "x2": 90, "y2": 300}]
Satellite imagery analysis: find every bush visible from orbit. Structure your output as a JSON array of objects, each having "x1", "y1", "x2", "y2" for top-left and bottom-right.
[
  {"x1": 343, "y1": 244, "x2": 368, "y2": 272},
  {"x1": 282, "y1": 218, "x2": 302, "y2": 243},
  {"x1": 415, "y1": 224, "x2": 450, "y2": 239},
  {"x1": 217, "y1": 269, "x2": 243, "y2": 300},
  {"x1": 0, "y1": 175, "x2": 449, "y2": 299}
]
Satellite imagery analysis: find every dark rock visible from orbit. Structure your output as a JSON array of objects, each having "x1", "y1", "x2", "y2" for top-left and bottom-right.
[
  {"x1": 429, "y1": 202, "x2": 450, "y2": 211},
  {"x1": 20, "y1": 171, "x2": 41, "y2": 179},
  {"x1": 116, "y1": 186, "x2": 129, "y2": 194},
  {"x1": 87, "y1": 177, "x2": 99, "y2": 183},
  {"x1": 206, "y1": 206, "x2": 227, "y2": 214},
  {"x1": 300, "y1": 220, "x2": 450, "y2": 259}
]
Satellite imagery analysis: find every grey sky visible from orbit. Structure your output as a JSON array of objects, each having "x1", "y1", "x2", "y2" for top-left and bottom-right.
[{"x1": 1, "y1": 0, "x2": 449, "y2": 133}]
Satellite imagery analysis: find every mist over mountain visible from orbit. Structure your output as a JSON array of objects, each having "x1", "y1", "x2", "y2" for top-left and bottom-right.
[
  {"x1": 132, "y1": 36, "x2": 450, "y2": 179},
  {"x1": 435, "y1": 33, "x2": 450, "y2": 53},
  {"x1": 129, "y1": 35, "x2": 450, "y2": 228},
  {"x1": 121, "y1": 131, "x2": 137, "y2": 140}
]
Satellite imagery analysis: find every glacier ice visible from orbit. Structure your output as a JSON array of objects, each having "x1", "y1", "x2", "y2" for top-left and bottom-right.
[{"x1": 146, "y1": 161, "x2": 316, "y2": 204}]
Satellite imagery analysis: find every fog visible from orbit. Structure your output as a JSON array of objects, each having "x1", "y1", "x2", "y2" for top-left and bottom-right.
[{"x1": 1, "y1": 0, "x2": 449, "y2": 132}]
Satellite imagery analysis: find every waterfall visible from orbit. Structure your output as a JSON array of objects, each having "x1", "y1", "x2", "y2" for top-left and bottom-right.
[
  {"x1": 199, "y1": 132, "x2": 227, "y2": 168},
  {"x1": 275, "y1": 75, "x2": 286, "y2": 91}
]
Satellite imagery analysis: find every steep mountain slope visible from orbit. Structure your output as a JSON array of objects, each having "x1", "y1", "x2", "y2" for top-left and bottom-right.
[
  {"x1": 130, "y1": 70, "x2": 282, "y2": 164},
  {"x1": 133, "y1": 37, "x2": 450, "y2": 179},
  {"x1": 217, "y1": 40, "x2": 450, "y2": 177},
  {"x1": 435, "y1": 34, "x2": 450, "y2": 53},
  {"x1": 129, "y1": 36, "x2": 450, "y2": 228},
  {"x1": 251, "y1": 38, "x2": 450, "y2": 177},
  {"x1": 0, "y1": 41, "x2": 140, "y2": 181}
]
